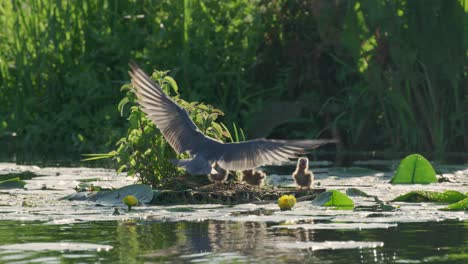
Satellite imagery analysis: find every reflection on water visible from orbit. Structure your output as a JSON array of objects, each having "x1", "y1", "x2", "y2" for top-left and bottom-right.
[
  {"x1": 0, "y1": 220, "x2": 466, "y2": 263},
  {"x1": 0, "y1": 161, "x2": 466, "y2": 263}
]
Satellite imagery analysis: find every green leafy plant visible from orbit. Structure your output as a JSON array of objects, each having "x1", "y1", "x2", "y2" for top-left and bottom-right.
[
  {"x1": 84, "y1": 68, "x2": 243, "y2": 188},
  {"x1": 312, "y1": 190, "x2": 354, "y2": 209},
  {"x1": 440, "y1": 198, "x2": 468, "y2": 211},
  {"x1": 392, "y1": 190, "x2": 466, "y2": 204},
  {"x1": 390, "y1": 154, "x2": 437, "y2": 184},
  {"x1": 221, "y1": 122, "x2": 246, "y2": 143},
  {"x1": 0, "y1": 177, "x2": 26, "y2": 189},
  {"x1": 2, "y1": 0, "x2": 465, "y2": 163}
]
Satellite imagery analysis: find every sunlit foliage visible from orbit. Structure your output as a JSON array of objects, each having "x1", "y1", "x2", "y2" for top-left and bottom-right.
[
  {"x1": 83, "y1": 69, "x2": 240, "y2": 187},
  {"x1": 0, "y1": 0, "x2": 466, "y2": 162}
]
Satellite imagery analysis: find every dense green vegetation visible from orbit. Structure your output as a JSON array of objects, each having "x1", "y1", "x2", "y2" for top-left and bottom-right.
[
  {"x1": 0, "y1": 0, "x2": 466, "y2": 163},
  {"x1": 83, "y1": 69, "x2": 242, "y2": 187}
]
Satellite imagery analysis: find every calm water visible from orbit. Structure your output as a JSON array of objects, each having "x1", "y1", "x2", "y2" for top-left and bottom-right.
[
  {"x1": 0, "y1": 162, "x2": 466, "y2": 263},
  {"x1": 0, "y1": 219, "x2": 466, "y2": 263}
]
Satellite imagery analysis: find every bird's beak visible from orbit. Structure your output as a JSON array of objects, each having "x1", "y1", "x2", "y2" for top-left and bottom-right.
[{"x1": 210, "y1": 168, "x2": 219, "y2": 174}]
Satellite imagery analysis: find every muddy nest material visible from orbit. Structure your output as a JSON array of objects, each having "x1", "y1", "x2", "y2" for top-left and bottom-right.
[{"x1": 150, "y1": 183, "x2": 325, "y2": 205}]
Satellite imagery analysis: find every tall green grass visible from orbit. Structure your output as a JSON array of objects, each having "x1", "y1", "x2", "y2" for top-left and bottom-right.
[
  {"x1": 0, "y1": 0, "x2": 142, "y2": 159},
  {"x1": 0, "y1": 0, "x2": 466, "y2": 162},
  {"x1": 249, "y1": 0, "x2": 467, "y2": 160},
  {"x1": 337, "y1": 0, "x2": 467, "y2": 158},
  {"x1": 0, "y1": 0, "x2": 264, "y2": 161}
]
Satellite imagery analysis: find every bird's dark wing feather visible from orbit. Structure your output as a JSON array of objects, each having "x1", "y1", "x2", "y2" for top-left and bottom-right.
[
  {"x1": 128, "y1": 62, "x2": 207, "y2": 154},
  {"x1": 216, "y1": 139, "x2": 336, "y2": 170}
]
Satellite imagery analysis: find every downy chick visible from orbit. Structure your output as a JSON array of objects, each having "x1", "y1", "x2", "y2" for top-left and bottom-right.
[
  {"x1": 292, "y1": 157, "x2": 313, "y2": 189},
  {"x1": 242, "y1": 169, "x2": 266, "y2": 187},
  {"x1": 208, "y1": 162, "x2": 229, "y2": 184}
]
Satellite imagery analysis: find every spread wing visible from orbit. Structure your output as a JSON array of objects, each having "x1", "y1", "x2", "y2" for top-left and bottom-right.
[
  {"x1": 216, "y1": 139, "x2": 336, "y2": 170},
  {"x1": 129, "y1": 62, "x2": 338, "y2": 170},
  {"x1": 128, "y1": 62, "x2": 208, "y2": 154}
]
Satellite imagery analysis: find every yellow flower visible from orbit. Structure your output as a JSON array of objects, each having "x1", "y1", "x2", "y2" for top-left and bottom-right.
[
  {"x1": 278, "y1": 195, "x2": 296, "y2": 210},
  {"x1": 122, "y1": 195, "x2": 139, "y2": 211}
]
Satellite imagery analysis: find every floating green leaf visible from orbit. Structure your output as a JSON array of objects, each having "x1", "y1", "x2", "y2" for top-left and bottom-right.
[
  {"x1": 92, "y1": 184, "x2": 153, "y2": 205},
  {"x1": 439, "y1": 198, "x2": 468, "y2": 211},
  {"x1": 0, "y1": 177, "x2": 26, "y2": 189},
  {"x1": 0, "y1": 171, "x2": 38, "y2": 181},
  {"x1": 392, "y1": 190, "x2": 466, "y2": 204},
  {"x1": 166, "y1": 207, "x2": 196, "y2": 212},
  {"x1": 346, "y1": 188, "x2": 371, "y2": 197},
  {"x1": 390, "y1": 154, "x2": 437, "y2": 184},
  {"x1": 77, "y1": 178, "x2": 101, "y2": 183},
  {"x1": 312, "y1": 190, "x2": 354, "y2": 209}
]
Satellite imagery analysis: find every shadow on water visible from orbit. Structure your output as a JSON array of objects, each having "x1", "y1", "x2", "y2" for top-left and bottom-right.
[{"x1": 0, "y1": 220, "x2": 466, "y2": 263}]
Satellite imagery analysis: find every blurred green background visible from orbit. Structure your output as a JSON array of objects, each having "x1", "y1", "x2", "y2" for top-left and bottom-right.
[{"x1": 0, "y1": 0, "x2": 466, "y2": 164}]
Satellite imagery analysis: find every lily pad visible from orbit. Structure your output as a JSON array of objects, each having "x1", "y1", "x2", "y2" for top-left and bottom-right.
[
  {"x1": 0, "y1": 171, "x2": 38, "y2": 181},
  {"x1": 346, "y1": 188, "x2": 371, "y2": 197},
  {"x1": 439, "y1": 198, "x2": 468, "y2": 211},
  {"x1": 0, "y1": 177, "x2": 26, "y2": 189},
  {"x1": 354, "y1": 197, "x2": 397, "y2": 212},
  {"x1": 92, "y1": 184, "x2": 153, "y2": 205},
  {"x1": 392, "y1": 190, "x2": 466, "y2": 203},
  {"x1": 167, "y1": 207, "x2": 197, "y2": 212},
  {"x1": 390, "y1": 154, "x2": 437, "y2": 184},
  {"x1": 312, "y1": 190, "x2": 354, "y2": 208},
  {"x1": 77, "y1": 178, "x2": 101, "y2": 183}
]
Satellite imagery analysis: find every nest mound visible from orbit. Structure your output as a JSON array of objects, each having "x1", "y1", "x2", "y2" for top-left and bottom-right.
[{"x1": 150, "y1": 182, "x2": 325, "y2": 205}]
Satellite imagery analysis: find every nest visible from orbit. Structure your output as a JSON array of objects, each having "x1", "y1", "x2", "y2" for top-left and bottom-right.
[{"x1": 150, "y1": 182, "x2": 325, "y2": 205}]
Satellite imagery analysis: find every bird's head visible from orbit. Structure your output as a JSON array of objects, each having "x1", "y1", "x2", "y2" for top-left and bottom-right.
[
  {"x1": 297, "y1": 157, "x2": 309, "y2": 170},
  {"x1": 255, "y1": 171, "x2": 266, "y2": 179}
]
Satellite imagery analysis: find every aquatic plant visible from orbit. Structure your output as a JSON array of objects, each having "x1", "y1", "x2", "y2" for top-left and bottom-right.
[
  {"x1": 113, "y1": 208, "x2": 121, "y2": 215},
  {"x1": 0, "y1": 177, "x2": 26, "y2": 189},
  {"x1": 122, "y1": 195, "x2": 138, "y2": 211},
  {"x1": 278, "y1": 195, "x2": 296, "y2": 211},
  {"x1": 390, "y1": 154, "x2": 437, "y2": 184},
  {"x1": 440, "y1": 198, "x2": 468, "y2": 211},
  {"x1": 393, "y1": 190, "x2": 466, "y2": 204},
  {"x1": 346, "y1": 188, "x2": 371, "y2": 197},
  {"x1": 84, "y1": 68, "x2": 243, "y2": 187},
  {"x1": 312, "y1": 190, "x2": 354, "y2": 209}
]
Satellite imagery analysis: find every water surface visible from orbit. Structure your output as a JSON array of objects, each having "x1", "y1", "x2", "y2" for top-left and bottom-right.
[
  {"x1": 0, "y1": 162, "x2": 466, "y2": 263},
  {"x1": 0, "y1": 220, "x2": 466, "y2": 263}
]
